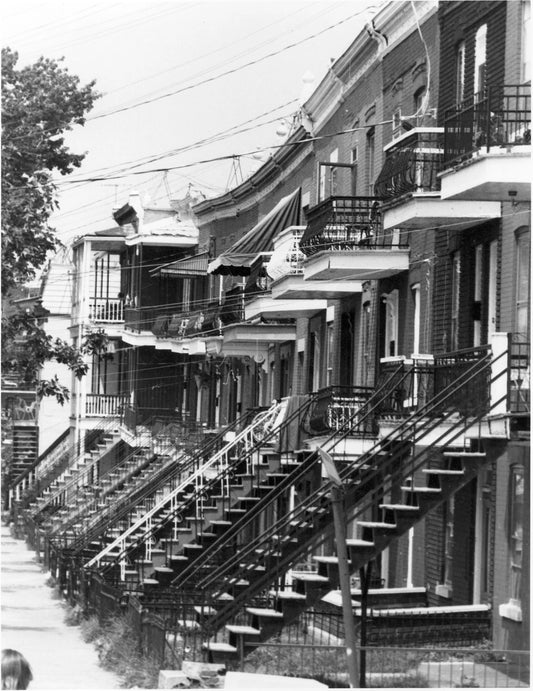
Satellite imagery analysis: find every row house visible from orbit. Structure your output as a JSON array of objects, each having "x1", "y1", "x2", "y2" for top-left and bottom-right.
[{"x1": 12, "y1": 0, "x2": 529, "y2": 669}]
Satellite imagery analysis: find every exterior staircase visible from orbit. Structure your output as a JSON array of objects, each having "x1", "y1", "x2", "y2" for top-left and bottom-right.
[
  {"x1": 97, "y1": 345, "x2": 507, "y2": 663},
  {"x1": 81, "y1": 400, "x2": 301, "y2": 586}
]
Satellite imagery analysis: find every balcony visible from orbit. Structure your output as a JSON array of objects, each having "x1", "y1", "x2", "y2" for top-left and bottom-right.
[
  {"x1": 440, "y1": 84, "x2": 531, "y2": 202},
  {"x1": 268, "y1": 226, "x2": 362, "y2": 301},
  {"x1": 85, "y1": 393, "x2": 128, "y2": 418},
  {"x1": 375, "y1": 130, "x2": 500, "y2": 231},
  {"x1": 88, "y1": 297, "x2": 124, "y2": 323},
  {"x1": 300, "y1": 196, "x2": 409, "y2": 281}
]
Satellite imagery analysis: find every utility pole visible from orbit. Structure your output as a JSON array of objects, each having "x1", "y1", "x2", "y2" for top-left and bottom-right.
[{"x1": 319, "y1": 448, "x2": 359, "y2": 688}]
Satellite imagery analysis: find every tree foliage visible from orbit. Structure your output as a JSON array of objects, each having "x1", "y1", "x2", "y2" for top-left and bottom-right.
[
  {"x1": 2, "y1": 46, "x2": 100, "y2": 292},
  {"x1": 1, "y1": 48, "x2": 101, "y2": 402}
]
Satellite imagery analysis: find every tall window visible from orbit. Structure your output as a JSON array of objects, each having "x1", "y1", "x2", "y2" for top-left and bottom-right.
[
  {"x1": 383, "y1": 290, "x2": 399, "y2": 357},
  {"x1": 515, "y1": 229, "x2": 531, "y2": 337},
  {"x1": 442, "y1": 496, "x2": 455, "y2": 588},
  {"x1": 411, "y1": 283, "x2": 421, "y2": 354},
  {"x1": 522, "y1": 1, "x2": 531, "y2": 82},
  {"x1": 413, "y1": 87, "x2": 426, "y2": 126},
  {"x1": 392, "y1": 108, "x2": 402, "y2": 139},
  {"x1": 326, "y1": 323, "x2": 334, "y2": 387},
  {"x1": 455, "y1": 41, "x2": 466, "y2": 103},
  {"x1": 366, "y1": 127, "x2": 375, "y2": 195},
  {"x1": 474, "y1": 24, "x2": 487, "y2": 96},
  {"x1": 509, "y1": 465, "x2": 524, "y2": 602},
  {"x1": 451, "y1": 252, "x2": 461, "y2": 350}
]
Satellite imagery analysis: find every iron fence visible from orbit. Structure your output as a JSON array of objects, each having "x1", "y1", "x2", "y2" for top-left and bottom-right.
[{"x1": 443, "y1": 84, "x2": 531, "y2": 167}]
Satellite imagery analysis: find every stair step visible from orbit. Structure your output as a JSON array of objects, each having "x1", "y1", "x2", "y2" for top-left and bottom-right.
[
  {"x1": 379, "y1": 504, "x2": 420, "y2": 512},
  {"x1": 346, "y1": 539, "x2": 375, "y2": 549},
  {"x1": 270, "y1": 590, "x2": 306, "y2": 601},
  {"x1": 442, "y1": 451, "x2": 486, "y2": 458},
  {"x1": 245, "y1": 607, "x2": 284, "y2": 619},
  {"x1": 194, "y1": 606, "x2": 217, "y2": 616},
  {"x1": 357, "y1": 521, "x2": 396, "y2": 529},
  {"x1": 401, "y1": 486, "x2": 441, "y2": 493},
  {"x1": 204, "y1": 642, "x2": 237, "y2": 654},
  {"x1": 313, "y1": 555, "x2": 349, "y2": 565},
  {"x1": 422, "y1": 468, "x2": 464, "y2": 476},
  {"x1": 226, "y1": 625, "x2": 261, "y2": 636}
]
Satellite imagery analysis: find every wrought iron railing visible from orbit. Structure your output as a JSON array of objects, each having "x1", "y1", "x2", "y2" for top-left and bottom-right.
[
  {"x1": 303, "y1": 385, "x2": 375, "y2": 435},
  {"x1": 374, "y1": 132, "x2": 443, "y2": 200},
  {"x1": 174, "y1": 347, "x2": 502, "y2": 632},
  {"x1": 443, "y1": 84, "x2": 531, "y2": 167},
  {"x1": 509, "y1": 338, "x2": 530, "y2": 415},
  {"x1": 300, "y1": 196, "x2": 389, "y2": 257},
  {"x1": 377, "y1": 347, "x2": 491, "y2": 418}
]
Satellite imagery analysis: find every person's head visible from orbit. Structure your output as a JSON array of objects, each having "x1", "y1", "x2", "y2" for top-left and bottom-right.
[{"x1": 1, "y1": 650, "x2": 32, "y2": 690}]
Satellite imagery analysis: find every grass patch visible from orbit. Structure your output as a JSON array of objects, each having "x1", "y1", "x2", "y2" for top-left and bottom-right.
[{"x1": 90, "y1": 614, "x2": 162, "y2": 688}]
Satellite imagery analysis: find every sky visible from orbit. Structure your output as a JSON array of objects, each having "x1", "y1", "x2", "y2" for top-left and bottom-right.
[{"x1": 2, "y1": 0, "x2": 384, "y2": 245}]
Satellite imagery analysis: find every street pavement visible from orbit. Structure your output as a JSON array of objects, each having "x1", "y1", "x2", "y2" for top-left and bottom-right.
[{"x1": 1, "y1": 524, "x2": 120, "y2": 689}]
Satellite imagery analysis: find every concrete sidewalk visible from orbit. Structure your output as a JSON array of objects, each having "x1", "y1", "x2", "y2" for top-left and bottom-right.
[{"x1": 1, "y1": 524, "x2": 120, "y2": 689}]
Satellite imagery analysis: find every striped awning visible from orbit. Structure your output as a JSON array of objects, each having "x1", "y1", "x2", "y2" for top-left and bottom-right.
[
  {"x1": 155, "y1": 252, "x2": 209, "y2": 277},
  {"x1": 207, "y1": 188, "x2": 301, "y2": 276}
]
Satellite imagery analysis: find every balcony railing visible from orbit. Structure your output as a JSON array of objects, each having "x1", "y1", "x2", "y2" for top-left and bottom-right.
[
  {"x1": 304, "y1": 386, "x2": 375, "y2": 435},
  {"x1": 299, "y1": 196, "x2": 403, "y2": 258},
  {"x1": 85, "y1": 393, "x2": 128, "y2": 417},
  {"x1": 88, "y1": 298, "x2": 124, "y2": 323},
  {"x1": 267, "y1": 227, "x2": 305, "y2": 281},
  {"x1": 509, "y1": 339, "x2": 530, "y2": 415},
  {"x1": 377, "y1": 346, "x2": 491, "y2": 418},
  {"x1": 374, "y1": 132, "x2": 443, "y2": 200},
  {"x1": 443, "y1": 84, "x2": 531, "y2": 167}
]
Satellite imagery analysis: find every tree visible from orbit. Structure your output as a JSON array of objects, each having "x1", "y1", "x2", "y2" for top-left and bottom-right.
[
  {"x1": 2, "y1": 47, "x2": 99, "y2": 292},
  {"x1": 1, "y1": 48, "x2": 102, "y2": 402}
]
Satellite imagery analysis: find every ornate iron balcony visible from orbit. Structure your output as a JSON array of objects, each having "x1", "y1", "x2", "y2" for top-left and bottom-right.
[
  {"x1": 300, "y1": 196, "x2": 395, "y2": 258},
  {"x1": 443, "y1": 83, "x2": 531, "y2": 168},
  {"x1": 374, "y1": 131, "x2": 443, "y2": 200}
]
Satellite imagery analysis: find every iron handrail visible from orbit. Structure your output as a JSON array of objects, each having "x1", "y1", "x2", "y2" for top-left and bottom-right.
[
  {"x1": 89, "y1": 396, "x2": 315, "y2": 577},
  {"x1": 203, "y1": 354, "x2": 503, "y2": 634},
  {"x1": 180, "y1": 348, "x2": 497, "y2": 615},
  {"x1": 173, "y1": 361, "x2": 416, "y2": 588},
  {"x1": 63, "y1": 406, "x2": 263, "y2": 557}
]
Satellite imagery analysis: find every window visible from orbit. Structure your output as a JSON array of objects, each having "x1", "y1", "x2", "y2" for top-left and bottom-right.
[
  {"x1": 414, "y1": 87, "x2": 426, "y2": 124},
  {"x1": 455, "y1": 41, "x2": 466, "y2": 103},
  {"x1": 366, "y1": 127, "x2": 375, "y2": 195},
  {"x1": 451, "y1": 252, "x2": 461, "y2": 350},
  {"x1": 474, "y1": 25, "x2": 487, "y2": 96},
  {"x1": 326, "y1": 323, "x2": 334, "y2": 387},
  {"x1": 522, "y1": 1, "x2": 531, "y2": 82},
  {"x1": 510, "y1": 466, "x2": 524, "y2": 599},
  {"x1": 383, "y1": 289, "x2": 399, "y2": 357},
  {"x1": 392, "y1": 108, "x2": 402, "y2": 139},
  {"x1": 351, "y1": 147, "x2": 358, "y2": 196},
  {"x1": 515, "y1": 229, "x2": 530, "y2": 337},
  {"x1": 443, "y1": 497, "x2": 455, "y2": 589},
  {"x1": 411, "y1": 283, "x2": 421, "y2": 355}
]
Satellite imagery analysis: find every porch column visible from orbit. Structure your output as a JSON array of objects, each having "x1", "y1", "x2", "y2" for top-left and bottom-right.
[{"x1": 490, "y1": 332, "x2": 509, "y2": 416}]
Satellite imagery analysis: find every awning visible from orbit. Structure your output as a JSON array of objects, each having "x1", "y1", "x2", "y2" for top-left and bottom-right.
[
  {"x1": 152, "y1": 252, "x2": 209, "y2": 277},
  {"x1": 208, "y1": 188, "x2": 301, "y2": 276}
]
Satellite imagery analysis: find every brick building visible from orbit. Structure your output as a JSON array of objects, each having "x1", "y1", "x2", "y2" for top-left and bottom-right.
[{"x1": 9, "y1": 0, "x2": 530, "y2": 665}]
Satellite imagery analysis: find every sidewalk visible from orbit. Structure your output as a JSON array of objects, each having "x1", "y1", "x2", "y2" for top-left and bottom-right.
[{"x1": 1, "y1": 524, "x2": 120, "y2": 689}]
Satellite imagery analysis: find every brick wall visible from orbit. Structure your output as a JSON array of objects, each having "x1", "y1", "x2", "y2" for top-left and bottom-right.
[{"x1": 438, "y1": 1, "x2": 507, "y2": 120}]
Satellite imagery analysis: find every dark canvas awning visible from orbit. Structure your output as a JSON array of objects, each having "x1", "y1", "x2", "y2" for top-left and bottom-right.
[
  {"x1": 208, "y1": 188, "x2": 301, "y2": 276},
  {"x1": 153, "y1": 252, "x2": 209, "y2": 277}
]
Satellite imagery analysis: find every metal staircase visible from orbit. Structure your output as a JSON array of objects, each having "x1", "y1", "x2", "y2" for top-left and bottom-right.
[
  {"x1": 82, "y1": 399, "x2": 300, "y2": 584},
  {"x1": 120, "y1": 345, "x2": 506, "y2": 662}
]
